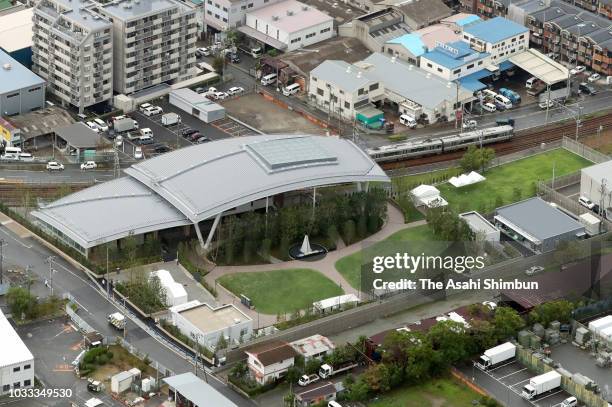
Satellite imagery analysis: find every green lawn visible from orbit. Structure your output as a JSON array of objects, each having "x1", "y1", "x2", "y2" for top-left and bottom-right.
[
  {"x1": 217, "y1": 269, "x2": 343, "y2": 314},
  {"x1": 368, "y1": 377, "x2": 484, "y2": 407},
  {"x1": 438, "y1": 149, "x2": 592, "y2": 213},
  {"x1": 0, "y1": 0, "x2": 13, "y2": 10},
  {"x1": 335, "y1": 225, "x2": 438, "y2": 290}
]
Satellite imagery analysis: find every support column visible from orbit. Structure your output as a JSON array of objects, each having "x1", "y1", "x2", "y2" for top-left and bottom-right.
[
  {"x1": 356, "y1": 182, "x2": 362, "y2": 192},
  {"x1": 365, "y1": 182, "x2": 370, "y2": 193},
  {"x1": 204, "y1": 213, "x2": 222, "y2": 250},
  {"x1": 312, "y1": 187, "x2": 316, "y2": 218},
  {"x1": 194, "y1": 223, "x2": 205, "y2": 248}
]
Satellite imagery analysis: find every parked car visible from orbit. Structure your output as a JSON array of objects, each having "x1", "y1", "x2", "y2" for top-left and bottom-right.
[
  {"x1": 154, "y1": 144, "x2": 171, "y2": 153},
  {"x1": 195, "y1": 87, "x2": 206, "y2": 94},
  {"x1": 46, "y1": 161, "x2": 64, "y2": 171},
  {"x1": 579, "y1": 196, "x2": 595, "y2": 209},
  {"x1": 143, "y1": 106, "x2": 163, "y2": 116},
  {"x1": 570, "y1": 65, "x2": 586, "y2": 75},
  {"x1": 579, "y1": 82, "x2": 597, "y2": 95},
  {"x1": 188, "y1": 132, "x2": 203, "y2": 141},
  {"x1": 525, "y1": 266, "x2": 544, "y2": 276},
  {"x1": 93, "y1": 118, "x2": 109, "y2": 132},
  {"x1": 561, "y1": 396, "x2": 577, "y2": 407},
  {"x1": 134, "y1": 146, "x2": 143, "y2": 159},
  {"x1": 588, "y1": 73, "x2": 601, "y2": 83},
  {"x1": 80, "y1": 161, "x2": 97, "y2": 170},
  {"x1": 85, "y1": 121, "x2": 100, "y2": 132},
  {"x1": 195, "y1": 47, "x2": 211, "y2": 57},
  {"x1": 195, "y1": 135, "x2": 210, "y2": 143},
  {"x1": 227, "y1": 86, "x2": 244, "y2": 96},
  {"x1": 139, "y1": 103, "x2": 152, "y2": 113},
  {"x1": 538, "y1": 100, "x2": 554, "y2": 109},
  {"x1": 138, "y1": 135, "x2": 154, "y2": 145},
  {"x1": 115, "y1": 135, "x2": 123, "y2": 147},
  {"x1": 399, "y1": 114, "x2": 417, "y2": 128},
  {"x1": 213, "y1": 91, "x2": 228, "y2": 100},
  {"x1": 225, "y1": 53, "x2": 240, "y2": 63},
  {"x1": 182, "y1": 128, "x2": 199, "y2": 137},
  {"x1": 462, "y1": 119, "x2": 477, "y2": 129},
  {"x1": 481, "y1": 102, "x2": 497, "y2": 113}
]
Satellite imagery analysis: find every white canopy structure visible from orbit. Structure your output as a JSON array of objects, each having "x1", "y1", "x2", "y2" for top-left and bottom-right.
[
  {"x1": 410, "y1": 184, "x2": 448, "y2": 208},
  {"x1": 449, "y1": 171, "x2": 486, "y2": 188}
]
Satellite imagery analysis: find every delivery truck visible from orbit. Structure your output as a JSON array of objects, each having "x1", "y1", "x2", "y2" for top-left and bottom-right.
[
  {"x1": 522, "y1": 371, "x2": 562, "y2": 399},
  {"x1": 161, "y1": 112, "x2": 180, "y2": 126},
  {"x1": 476, "y1": 342, "x2": 516, "y2": 370},
  {"x1": 112, "y1": 116, "x2": 138, "y2": 133},
  {"x1": 319, "y1": 361, "x2": 358, "y2": 379}
]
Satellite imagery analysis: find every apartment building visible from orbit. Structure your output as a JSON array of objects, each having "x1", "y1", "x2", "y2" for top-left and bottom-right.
[
  {"x1": 512, "y1": 0, "x2": 612, "y2": 75},
  {"x1": 203, "y1": 0, "x2": 284, "y2": 31},
  {"x1": 32, "y1": 0, "x2": 113, "y2": 113},
  {"x1": 97, "y1": 0, "x2": 197, "y2": 95},
  {"x1": 462, "y1": 16, "x2": 529, "y2": 63},
  {"x1": 476, "y1": 0, "x2": 512, "y2": 18}
]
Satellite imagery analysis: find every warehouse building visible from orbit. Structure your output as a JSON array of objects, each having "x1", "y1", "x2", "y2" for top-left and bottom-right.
[
  {"x1": 169, "y1": 300, "x2": 253, "y2": 350},
  {"x1": 0, "y1": 50, "x2": 45, "y2": 117},
  {"x1": 0, "y1": 309, "x2": 35, "y2": 395},
  {"x1": 242, "y1": 0, "x2": 334, "y2": 51},
  {"x1": 164, "y1": 373, "x2": 237, "y2": 407},
  {"x1": 580, "y1": 160, "x2": 612, "y2": 220},
  {"x1": 459, "y1": 211, "x2": 500, "y2": 241},
  {"x1": 169, "y1": 88, "x2": 225, "y2": 123},
  {"x1": 0, "y1": 8, "x2": 34, "y2": 68},
  {"x1": 494, "y1": 197, "x2": 585, "y2": 253}
]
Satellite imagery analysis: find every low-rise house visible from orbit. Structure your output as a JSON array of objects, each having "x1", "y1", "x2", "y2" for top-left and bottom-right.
[
  {"x1": 295, "y1": 381, "x2": 339, "y2": 406},
  {"x1": 245, "y1": 340, "x2": 298, "y2": 384},
  {"x1": 290, "y1": 334, "x2": 335, "y2": 362}
]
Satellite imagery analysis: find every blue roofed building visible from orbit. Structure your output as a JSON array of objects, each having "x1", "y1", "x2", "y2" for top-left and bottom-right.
[
  {"x1": 420, "y1": 40, "x2": 491, "y2": 81},
  {"x1": 384, "y1": 34, "x2": 428, "y2": 65},
  {"x1": 462, "y1": 16, "x2": 529, "y2": 63},
  {"x1": 0, "y1": 49, "x2": 45, "y2": 119}
]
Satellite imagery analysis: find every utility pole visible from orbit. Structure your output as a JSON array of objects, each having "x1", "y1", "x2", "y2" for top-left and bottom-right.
[
  {"x1": 47, "y1": 256, "x2": 56, "y2": 296},
  {"x1": 599, "y1": 179, "x2": 607, "y2": 234},
  {"x1": 106, "y1": 245, "x2": 111, "y2": 298},
  {"x1": 575, "y1": 105, "x2": 583, "y2": 140},
  {"x1": 0, "y1": 238, "x2": 5, "y2": 285}
]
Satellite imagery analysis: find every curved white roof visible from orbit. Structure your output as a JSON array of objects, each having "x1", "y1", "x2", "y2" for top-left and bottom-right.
[{"x1": 33, "y1": 135, "x2": 389, "y2": 249}]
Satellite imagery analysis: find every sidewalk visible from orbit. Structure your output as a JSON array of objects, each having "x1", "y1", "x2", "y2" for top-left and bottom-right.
[{"x1": 205, "y1": 203, "x2": 426, "y2": 325}]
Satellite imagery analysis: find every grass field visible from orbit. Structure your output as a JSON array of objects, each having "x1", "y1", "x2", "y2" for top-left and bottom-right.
[
  {"x1": 335, "y1": 225, "x2": 437, "y2": 289},
  {"x1": 437, "y1": 149, "x2": 592, "y2": 213},
  {"x1": 218, "y1": 269, "x2": 344, "y2": 314},
  {"x1": 368, "y1": 377, "x2": 484, "y2": 407}
]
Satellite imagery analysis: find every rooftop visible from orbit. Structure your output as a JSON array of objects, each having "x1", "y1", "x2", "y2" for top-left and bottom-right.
[
  {"x1": 459, "y1": 211, "x2": 498, "y2": 235},
  {"x1": 464, "y1": 16, "x2": 529, "y2": 43},
  {"x1": 581, "y1": 160, "x2": 612, "y2": 182},
  {"x1": 0, "y1": 309, "x2": 34, "y2": 368},
  {"x1": 508, "y1": 48, "x2": 569, "y2": 85},
  {"x1": 38, "y1": 0, "x2": 112, "y2": 33},
  {"x1": 54, "y1": 122, "x2": 106, "y2": 149},
  {"x1": 290, "y1": 334, "x2": 335, "y2": 357},
  {"x1": 295, "y1": 382, "x2": 337, "y2": 401},
  {"x1": 0, "y1": 49, "x2": 45, "y2": 95},
  {"x1": 441, "y1": 13, "x2": 480, "y2": 27},
  {"x1": 495, "y1": 197, "x2": 584, "y2": 242},
  {"x1": 421, "y1": 40, "x2": 489, "y2": 69},
  {"x1": 357, "y1": 52, "x2": 473, "y2": 109},
  {"x1": 163, "y1": 373, "x2": 237, "y2": 407},
  {"x1": 0, "y1": 8, "x2": 33, "y2": 52},
  {"x1": 386, "y1": 33, "x2": 428, "y2": 57},
  {"x1": 247, "y1": 0, "x2": 332, "y2": 34},
  {"x1": 172, "y1": 301, "x2": 251, "y2": 334},
  {"x1": 310, "y1": 60, "x2": 374, "y2": 92},
  {"x1": 245, "y1": 340, "x2": 298, "y2": 366},
  {"x1": 389, "y1": 0, "x2": 451, "y2": 29},
  {"x1": 101, "y1": 0, "x2": 187, "y2": 21}
]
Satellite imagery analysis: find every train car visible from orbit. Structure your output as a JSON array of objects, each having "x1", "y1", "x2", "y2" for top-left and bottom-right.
[{"x1": 368, "y1": 125, "x2": 514, "y2": 163}]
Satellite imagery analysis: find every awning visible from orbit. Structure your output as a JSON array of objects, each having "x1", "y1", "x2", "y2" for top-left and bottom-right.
[
  {"x1": 458, "y1": 69, "x2": 490, "y2": 92},
  {"x1": 509, "y1": 49, "x2": 569, "y2": 85},
  {"x1": 237, "y1": 26, "x2": 287, "y2": 50}
]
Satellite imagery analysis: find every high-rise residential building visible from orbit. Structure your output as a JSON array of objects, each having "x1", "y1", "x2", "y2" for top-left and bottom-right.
[
  {"x1": 32, "y1": 0, "x2": 113, "y2": 113},
  {"x1": 97, "y1": 0, "x2": 197, "y2": 95}
]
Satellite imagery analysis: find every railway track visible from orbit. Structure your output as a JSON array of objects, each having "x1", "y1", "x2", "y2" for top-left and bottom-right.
[
  {"x1": 0, "y1": 183, "x2": 87, "y2": 205},
  {"x1": 380, "y1": 114, "x2": 612, "y2": 171}
]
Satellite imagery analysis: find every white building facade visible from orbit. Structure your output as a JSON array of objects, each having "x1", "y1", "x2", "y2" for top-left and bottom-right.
[
  {"x1": 580, "y1": 161, "x2": 612, "y2": 219},
  {"x1": 461, "y1": 16, "x2": 529, "y2": 63},
  {"x1": 245, "y1": 0, "x2": 333, "y2": 51},
  {"x1": 0, "y1": 310, "x2": 35, "y2": 395},
  {"x1": 204, "y1": 0, "x2": 284, "y2": 31},
  {"x1": 245, "y1": 342, "x2": 297, "y2": 385}
]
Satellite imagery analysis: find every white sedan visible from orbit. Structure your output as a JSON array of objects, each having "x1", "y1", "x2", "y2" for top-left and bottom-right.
[
  {"x1": 80, "y1": 161, "x2": 97, "y2": 170},
  {"x1": 46, "y1": 161, "x2": 65, "y2": 171},
  {"x1": 227, "y1": 86, "x2": 244, "y2": 96},
  {"x1": 588, "y1": 73, "x2": 601, "y2": 83},
  {"x1": 570, "y1": 65, "x2": 586, "y2": 75},
  {"x1": 213, "y1": 91, "x2": 228, "y2": 100}
]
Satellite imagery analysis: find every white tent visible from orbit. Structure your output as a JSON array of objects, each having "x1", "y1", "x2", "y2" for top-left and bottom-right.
[
  {"x1": 410, "y1": 184, "x2": 448, "y2": 208},
  {"x1": 449, "y1": 171, "x2": 485, "y2": 187}
]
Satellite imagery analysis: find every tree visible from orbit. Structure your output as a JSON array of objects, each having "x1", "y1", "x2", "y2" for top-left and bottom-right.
[
  {"x1": 304, "y1": 358, "x2": 321, "y2": 375},
  {"x1": 216, "y1": 335, "x2": 228, "y2": 350},
  {"x1": 342, "y1": 220, "x2": 356, "y2": 245},
  {"x1": 529, "y1": 300, "x2": 575, "y2": 326},
  {"x1": 6, "y1": 287, "x2": 37, "y2": 320},
  {"x1": 460, "y1": 146, "x2": 496, "y2": 173},
  {"x1": 427, "y1": 320, "x2": 470, "y2": 365},
  {"x1": 212, "y1": 56, "x2": 225, "y2": 74},
  {"x1": 493, "y1": 307, "x2": 525, "y2": 341},
  {"x1": 286, "y1": 366, "x2": 302, "y2": 384}
]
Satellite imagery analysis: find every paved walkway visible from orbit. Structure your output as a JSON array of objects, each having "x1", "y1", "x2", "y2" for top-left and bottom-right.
[{"x1": 205, "y1": 203, "x2": 427, "y2": 326}]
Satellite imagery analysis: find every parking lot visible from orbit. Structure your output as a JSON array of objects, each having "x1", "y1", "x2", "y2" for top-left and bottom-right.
[{"x1": 460, "y1": 361, "x2": 573, "y2": 407}]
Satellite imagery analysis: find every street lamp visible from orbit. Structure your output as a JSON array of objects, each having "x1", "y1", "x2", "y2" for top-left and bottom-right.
[{"x1": 46, "y1": 256, "x2": 57, "y2": 296}]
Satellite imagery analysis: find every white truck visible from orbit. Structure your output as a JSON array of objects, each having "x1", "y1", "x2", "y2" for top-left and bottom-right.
[
  {"x1": 161, "y1": 112, "x2": 180, "y2": 126},
  {"x1": 319, "y1": 361, "x2": 358, "y2": 379},
  {"x1": 107, "y1": 312, "x2": 126, "y2": 330},
  {"x1": 112, "y1": 116, "x2": 138, "y2": 133},
  {"x1": 298, "y1": 374, "x2": 320, "y2": 387},
  {"x1": 522, "y1": 371, "x2": 562, "y2": 400},
  {"x1": 476, "y1": 342, "x2": 516, "y2": 370}
]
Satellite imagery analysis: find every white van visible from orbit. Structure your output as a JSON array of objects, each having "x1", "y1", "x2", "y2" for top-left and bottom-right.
[
  {"x1": 261, "y1": 73, "x2": 277, "y2": 86},
  {"x1": 4, "y1": 146, "x2": 22, "y2": 155},
  {"x1": 481, "y1": 89, "x2": 498, "y2": 100},
  {"x1": 525, "y1": 77, "x2": 538, "y2": 89},
  {"x1": 282, "y1": 83, "x2": 300, "y2": 96},
  {"x1": 328, "y1": 401, "x2": 342, "y2": 407},
  {"x1": 399, "y1": 114, "x2": 417, "y2": 128},
  {"x1": 93, "y1": 118, "x2": 109, "y2": 132},
  {"x1": 139, "y1": 128, "x2": 153, "y2": 138},
  {"x1": 18, "y1": 153, "x2": 34, "y2": 162},
  {"x1": 494, "y1": 94, "x2": 512, "y2": 110}
]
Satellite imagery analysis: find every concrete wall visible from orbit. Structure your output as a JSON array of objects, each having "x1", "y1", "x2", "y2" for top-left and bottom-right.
[
  {"x1": 0, "y1": 359, "x2": 35, "y2": 395},
  {"x1": 0, "y1": 83, "x2": 45, "y2": 116}
]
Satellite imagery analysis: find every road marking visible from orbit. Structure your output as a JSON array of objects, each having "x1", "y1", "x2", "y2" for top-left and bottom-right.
[
  {"x1": 498, "y1": 368, "x2": 528, "y2": 379},
  {"x1": 488, "y1": 360, "x2": 518, "y2": 372},
  {"x1": 52, "y1": 364, "x2": 73, "y2": 372},
  {"x1": 510, "y1": 378, "x2": 531, "y2": 387},
  {"x1": 534, "y1": 389, "x2": 564, "y2": 403},
  {"x1": 0, "y1": 227, "x2": 32, "y2": 248}
]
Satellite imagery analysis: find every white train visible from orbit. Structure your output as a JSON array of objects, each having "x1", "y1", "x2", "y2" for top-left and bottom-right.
[{"x1": 368, "y1": 125, "x2": 514, "y2": 163}]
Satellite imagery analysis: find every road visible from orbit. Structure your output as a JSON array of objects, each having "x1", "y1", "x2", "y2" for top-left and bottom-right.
[{"x1": 0, "y1": 222, "x2": 255, "y2": 407}]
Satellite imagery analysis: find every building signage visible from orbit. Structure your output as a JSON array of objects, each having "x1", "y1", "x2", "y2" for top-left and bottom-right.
[{"x1": 435, "y1": 41, "x2": 459, "y2": 56}]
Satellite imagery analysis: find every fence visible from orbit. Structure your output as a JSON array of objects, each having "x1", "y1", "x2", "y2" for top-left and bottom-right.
[
  {"x1": 64, "y1": 296, "x2": 96, "y2": 334},
  {"x1": 562, "y1": 137, "x2": 611, "y2": 164},
  {"x1": 517, "y1": 346, "x2": 608, "y2": 407}
]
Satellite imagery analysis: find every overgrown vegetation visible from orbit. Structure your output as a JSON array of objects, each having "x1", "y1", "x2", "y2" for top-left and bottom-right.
[
  {"x1": 115, "y1": 275, "x2": 167, "y2": 314},
  {"x1": 459, "y1": 146, "x2": 496, "y2": 173},
  {"x1": 6, "y1": 287, "x2": 65, "y2": 322},
  {"x1": 90, "y1": 236, "x2": 162, "y2": 272},
  {"x1": 79, "y1": 347, "x2": 114, "y2": 376},
  {"x1": 178, "y1": 241, "x2": 217, "y2": 297}
]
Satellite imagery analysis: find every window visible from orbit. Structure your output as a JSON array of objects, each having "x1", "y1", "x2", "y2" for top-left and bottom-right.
[
  {"x1": 437, "y1": 67, "x2": 442, "y2": 73},
  {"x1": 13, "y1": 383, "x2": 20, "y2": 389},
  {"x1": 207, "y1": 10, "x2": 212, "y2": 14},
  {"x1": 511, "y1": 37, "x2": 516, "y2": 42},
  {"x1": 247, "y1": 2, "x2": 253, "y2": 7},
  {"x1": 7, "y1": 92, "x2": 18, "y2": 98},
  {"x1": 467, "y1": 63, "x2": 474, "y2": 69},
  {"x1": 320, "y1": 27, "x2": 331, "y2": 34},
  {"x1": 2, "y1": 385, "x2": 9, "y2": 392},
  {"x1": 478, "y1": 61, "x2": 483, "y2": 65},
  {"x1": 23, "y1": 380, "x2": 31, "y2": 387},
  {"x1": 317, "y1": 88, "x2": 324, "y2": 96},
  {"x1": 369, "y1": 83, "x2": 378, "y2": 91},
  {"x1": 306, "y1": 32, "x2": 315, "y2": 39},
  {"x1": 344, "y1": 101, "x2": 350, "y2": 109},
  {"x1": 290, "y1": 37, "x2": 302, "y2": 43},
  {"x1": 463, "y1": 35, "x2": 469, "y2": 40},
  {"x1": 241, "y1": 5, "x2": 246, "y2": 9},
  {"x1": 453, "y1": 68, "x2": 461, "y2": 74},
  {"x1": 13, "y1": 367, "x2": 20, "y2": 373},
  {"x1": 520, "y1": 34, "x2": 524, "y2": 39},
  {"x1": 358, "y1": 88, "x2": 364, "y2": 95},
  {"x1": 223, "y1": 17, "x2": 227, "y2": 22},
  {"x1": 28, "y1": 87, "x2": 41, "y2": 92},
  {"x1": 426, "y1": 62, "x2": 432, "y2": 68},
  {"x1": 222, "y1": 6, "x2": 227, "y2": 11},
  {"x1": 24, "y1": 365, "x2": 31, "y2": 370}
]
